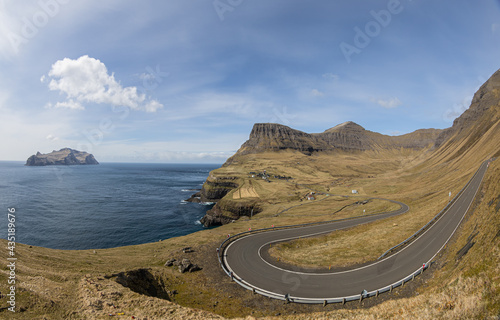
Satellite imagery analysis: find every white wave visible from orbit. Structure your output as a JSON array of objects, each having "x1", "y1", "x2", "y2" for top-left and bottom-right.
[
  {"x1": 194, "y1": 220, "x2": 202, "y2": 225},
  {"x1": 200, "y1": 201, "x2": 215, "y2": 206}
]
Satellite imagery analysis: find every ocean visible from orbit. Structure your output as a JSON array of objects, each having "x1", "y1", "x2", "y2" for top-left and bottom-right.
[{"x1": 0, "y1": 162, "x2": 219, "y2": 250}]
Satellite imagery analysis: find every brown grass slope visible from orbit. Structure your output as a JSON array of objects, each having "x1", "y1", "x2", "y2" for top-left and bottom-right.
[
  {"x1": 429, "y1": 68, "x2": 500, "y2": 167},
  {"x1": 270, "y1": 160, "x2": 500, "y2": 320}
]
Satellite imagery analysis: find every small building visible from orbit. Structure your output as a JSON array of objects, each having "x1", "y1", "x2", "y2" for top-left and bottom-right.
[{"x1": 352, "y1": 190, "x2": 358, "y2": 194}]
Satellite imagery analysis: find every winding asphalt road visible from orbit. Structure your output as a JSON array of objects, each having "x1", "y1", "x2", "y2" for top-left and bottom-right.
[{"x1": 222, "y1": 161, "x2": 488, "y2": 302}]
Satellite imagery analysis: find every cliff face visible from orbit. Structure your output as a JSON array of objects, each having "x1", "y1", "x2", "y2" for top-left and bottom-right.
[
  {"x1": 200, "y1": 198, "x2": 262, "y2": 227},
  {"x1": 435, "y1": 69, "x2": 500, "y2": 147},
  {"x1": 191, "y1": 175, "x2": 264, "y2": 227},
  {"x1": 200, "y1": 178, "x2": 238, "y2": 202},
  {"x1": 230, "y1": 121, "x2": 442, "y2": 159},
  {"x1": 25, "y1": 148, "x2": 99, "y2": 166},
  {"x1": 237, "y1": 123, "x2": 331, "y2": 155}
]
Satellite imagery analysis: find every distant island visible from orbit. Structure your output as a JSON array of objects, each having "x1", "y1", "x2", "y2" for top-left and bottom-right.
[{"x1": 25, "y1": 148, "x2": 99, "y2": 166}]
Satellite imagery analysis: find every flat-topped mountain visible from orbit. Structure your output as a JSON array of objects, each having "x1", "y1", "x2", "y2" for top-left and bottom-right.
[
  {"x1": 236, "y1": 123, "x2": 331, "y2": 155},
  {"x1": 25, "y1": 148, "x2": 99, "y2": 166},
  {"x1": 229, "y1": 120, "x2": 442, "y2": 161}
]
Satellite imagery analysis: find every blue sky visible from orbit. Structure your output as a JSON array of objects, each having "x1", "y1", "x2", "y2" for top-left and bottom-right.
[{"x1": 1, "y1": 0, "x2": 499, "y2": 163}]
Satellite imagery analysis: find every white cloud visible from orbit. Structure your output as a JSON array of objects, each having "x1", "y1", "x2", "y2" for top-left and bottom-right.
[
  {"x1": 311, "y1": 89, "x2": 324, "y2": 97},
  {"x1": 373, "y1": 97, "x2": 402, "y2": 109},
  {"x1": 443, "y1": 95, "x2": 471, "y2": 122},
  {"x1": 389, "y1": 130, "x2": 401, "y2": 136},
  {"x1": 45, "y1": 99, "x2": 84, "y2": 110},
  {"x1": 46, "y1": 134, "x2": 59, "y2": 141},
  {"x1": 45, "y1": 55, "x2": 163, "y2": 112},
  {"x1": 139, "y1": 72, "x2": 154, "y2": 81},
  {"x1": 322, "y1": 73, "x2": 339, "y2": 81},
  {"x1": 165, "y1": 91, "x2": 272, "y2": 121},
  {"x1": 130, "y1": 150, "x2": 232, "y2": 163},
  {"x1": 89, "y1": 140, "x2": 237, "y2": 163}
]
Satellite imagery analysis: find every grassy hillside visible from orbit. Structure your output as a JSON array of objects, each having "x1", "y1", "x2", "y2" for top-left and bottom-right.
[{"x1": 1, "y1": 143, "x2": 498, "y2": 319}]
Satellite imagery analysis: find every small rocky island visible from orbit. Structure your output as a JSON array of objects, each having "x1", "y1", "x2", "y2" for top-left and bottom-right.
[{"x1": 25, "y1": 148, "x2": 99, "y2": 166}]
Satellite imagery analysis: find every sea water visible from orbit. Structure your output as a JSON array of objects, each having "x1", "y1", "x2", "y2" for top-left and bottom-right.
[{"x1": 0, "y1": 162, "x2": 219, "y2": 250}]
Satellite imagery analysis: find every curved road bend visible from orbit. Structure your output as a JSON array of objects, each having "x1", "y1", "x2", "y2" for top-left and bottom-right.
[{"x1": 224, "y1": 161, "x2": 488, "y2": 301}]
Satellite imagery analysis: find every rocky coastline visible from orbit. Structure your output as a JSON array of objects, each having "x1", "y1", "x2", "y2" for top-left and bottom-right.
[{"x1": 186, "y1": 174, "x2": 262, "y2": 227}]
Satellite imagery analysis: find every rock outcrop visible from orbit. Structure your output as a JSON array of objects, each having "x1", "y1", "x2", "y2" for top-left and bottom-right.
[
  {"x1": 200, "y1": 198, "x2": 261, "y2": 227},
  {"x1": 185, "y1": 176, "x2": 238, "y2": 204},
  {"x1": 25, "y1": 148, "x2": 99, "y2": 166}
]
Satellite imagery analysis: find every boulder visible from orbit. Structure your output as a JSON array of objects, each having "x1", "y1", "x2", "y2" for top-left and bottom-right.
[
  {"x1": 176, "y1": 258, "x2": 202, "y2": 273},
  {"x1": 179, "y1": 259, "x2": 192, "y2": 273},
  {"x1": 189, "y1": 264, "x2": 202, "y2": 272},
  {"x1": 164, "y1": 258, "x2": 176, "y2": 267}
]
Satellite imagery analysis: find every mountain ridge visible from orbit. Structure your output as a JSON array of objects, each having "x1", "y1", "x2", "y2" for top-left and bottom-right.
[{"x1": 229, "y1": 120, "x2": 443, "y2": 162}]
